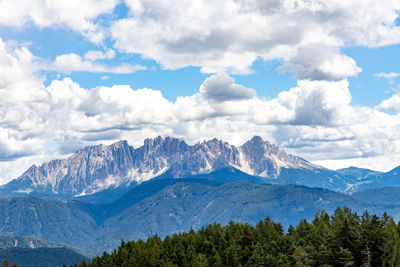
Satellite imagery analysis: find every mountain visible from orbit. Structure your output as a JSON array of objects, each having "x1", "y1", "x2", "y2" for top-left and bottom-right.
[
  {"x1": 0, "y1": 247, "x2": 89, "y2": 267},
  {"x1": 0, "y1": 236, "x2": 90, "y2": 267},
  {"x1": 0, "y1": 197, "x2": 98, "y2": 252},
  {"x1": 0, "y1": 136, "x2": 360, "y2": 201},
  {"x1": 370, "y1": 166, "x2": 400, "y2": 188},
  {"x1": 0, "y1": 235, "x2": 78, "y2": 250},
  {"x1": 0, "y1": 179, "x2": 399, "y2": 254},
  {"x1": 351, "y1": 187, "x2": 400, "y2": 205},
  {"x1": 336, "y1": 166, "x2": 383, "y2": 179},
  {"x1": 0, "y1": 140, "x2": 137, "y2": 199},
  {"x1": 96, "y1": 179, "x2": 400, "y2": 252},
  {"x1": 337, "y1": 166, "x2": 400, "y2": 192}
]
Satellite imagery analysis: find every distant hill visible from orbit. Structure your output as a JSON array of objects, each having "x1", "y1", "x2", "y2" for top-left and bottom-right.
[
  {"x1": 0, "y1": 235, "x2": 71, "y2": 249},
  {"x1": 351, "y1": 187, "x2": 400, "y2": 205},
  {"x1": 336, "y1": 166, "x2": 383, "y2": 179},
  {"x1": 0, "y1": 236, "x2": 90, "y2": 267},
  {"x1": 0, "y1": 179, "x2": 399, "y2": 254},
  {"x1": 0, "y1": 197, "x2": 98, "y2": 253},
  {"x1": 0, "y1": 247, "x2": 89, "y2": 267}
]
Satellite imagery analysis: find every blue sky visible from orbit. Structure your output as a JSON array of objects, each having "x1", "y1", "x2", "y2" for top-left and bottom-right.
[{"x1": 0, "y1": 0, "x2": 399, "y2": 182}]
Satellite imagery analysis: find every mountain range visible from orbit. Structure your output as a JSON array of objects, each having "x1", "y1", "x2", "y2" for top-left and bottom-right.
[
  {"x1": 1, "y1": 136, "x2": 400, "y2": 256},
  {"x1": 2, "y1": 136, "x2": 398, "y2": 202},
  {"x1": 0, "y1": 178, "x2": 399, "y2": 255}
]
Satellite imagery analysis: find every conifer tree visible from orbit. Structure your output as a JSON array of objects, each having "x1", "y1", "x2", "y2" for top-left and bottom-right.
[
  {"x1": 292, "y1": 246, "x2": 311, "y2": 267},
  {"x1": 74, "y1": 207, "x2": 400, "y2": 267},
  {"x1": 337, "y1": 247, "x2": 354, "y2": 267}
]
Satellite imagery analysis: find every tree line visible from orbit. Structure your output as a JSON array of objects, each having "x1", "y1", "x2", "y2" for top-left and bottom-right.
[
  {"x1": 3, "y1": 207, "x2": 398, "y2": 266},
  {"x1": 76, "y1": 207, "x2": 400, "y2": 266}
]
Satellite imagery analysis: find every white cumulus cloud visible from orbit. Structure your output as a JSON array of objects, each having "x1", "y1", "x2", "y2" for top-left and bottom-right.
[
  {"x1": 110, "y1": 0, "x2": 400, "y2": 76},
  {"x1": 50, "y1": 53, "x2": 146, "y2": 74},
  {"x1": 84, "y1": 49, "x2": 116, "y2": 61},
  {"x1": 0, "y1": 0, "x2": 119, "y2": 44},
  {"x1": 278, "y1": 44, "x2": 361, "y2": 81},
  {"x1": 376, "y1": 93, "x2": 400, "y2": 113}
]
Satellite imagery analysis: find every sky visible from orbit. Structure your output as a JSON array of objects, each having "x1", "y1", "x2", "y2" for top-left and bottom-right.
[{"x1": 0, "y1": 0, "x2": 400, "y2": 184}]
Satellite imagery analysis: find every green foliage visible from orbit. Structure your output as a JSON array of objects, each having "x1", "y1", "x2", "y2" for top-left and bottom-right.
[
  {"x1": 4, "y1": 179, "x2": 400, "y2": 256},
  {"x1": 0, "y1": 247, "x2": 88, "y2": 267},
  {"x1": 78, "y1": 208, "x2": 400, "y2": 267}
]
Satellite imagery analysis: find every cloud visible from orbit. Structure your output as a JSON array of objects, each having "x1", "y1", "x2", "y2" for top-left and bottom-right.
[
  {"x1": 84, "y1": 49, "x2": 116, "y2": 61},
  {"x1": 111, "y1": 0, "x2": 400, "y2": 75},
  {"x1": 200, "y1": 73, "x2": 256, "y2": 102},
  {"x1": 50, "y1": 53, "x2": 146, "y2": 74},
  {"x1": 0, "y1": 0, "x2": 119, "y2": 44},
  {"x1": 0, "y1": 40, "x2": 46, "y2": 103},
  {"x1": 0, "y1": 39, "x2": 171, "y2": 181},
  {"x1": 376, "y1": 93, "x2": 400, "y2": 113},
  {"x1": 173, "y1": 74, "x2": 274, "y2": 121},
  {"x1": 0, "y1": 0, "x2": 398, "y2": 78},
  {"x1": 277, "y1": 79, "x2": 353, "y2": 125},
  {"x1": 375, "y1": 72, "x2": 400, "y2": 84},
  {"x1": 173, "y1": 75, "x2": 353, "y2": 126},
  {"x1": 277, "y1": 44, "x2": 361, "y2": 81},
  {"x1": 2, "y1": 39, "x2": 400, "y2": 182}
]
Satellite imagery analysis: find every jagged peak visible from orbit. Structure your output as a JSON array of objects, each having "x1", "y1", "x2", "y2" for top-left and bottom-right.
[
  {"x1": 202, "y1": 137, "x2": 229, "y2": 147},
  {"x1": 111, "y1": 140, "x2": 128, "y2": 146},
  {"x1": 8, "y1": 135, "x2": 318, "y2": 196},
  {"x1": 72, "y1": 140, "x2": 131, "y2": 155},
  {"x1": 250, "y1": 135, "x2": 264, "y2": 143},
  {"x1": 141, "y1": 136, "x2": 190, "y2": 156},
  {"x1": 21, "y1": 164, "x2": 39, "y2": 176},
  {"x1": 241, "y1": 136, "x2": 275, "y2": 149},
  {"x1": 27, "y1": 164, "x2": 38, "y2": 171},
  {"x1": 75, "y1": 143, "x2": 106, "y2": 154},
  {"x1": 108, "y1": 140, "x2": 132, "y2": 150},
  {"x1": 143, "y1": 136, "x2": 186, "y2": 147},
  {"x1": 143, "y1": 136, "x2": 164, "y2": 146}
]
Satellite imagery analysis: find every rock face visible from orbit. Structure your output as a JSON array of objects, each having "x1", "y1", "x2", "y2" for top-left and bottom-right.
[
  {"x1": 0, "y1": 136, "x2": 320, "y2": 198},
  {"x1": 11, "y1": 140, "x2": 136, "y2": 197}
]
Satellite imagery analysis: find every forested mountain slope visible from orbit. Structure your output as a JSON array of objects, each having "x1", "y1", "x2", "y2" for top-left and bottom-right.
[{"x1": 0, "y1": 179, "x2": 399, "y2": 254}]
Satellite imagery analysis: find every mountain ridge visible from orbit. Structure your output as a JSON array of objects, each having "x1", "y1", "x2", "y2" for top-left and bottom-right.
[
  {"x1": 1, "y1": 178, "x2": 400, "y2": 254},
  {"x1": 2, "y1": 136, "x2": 400, "y2": 201},
  {"x1": 0, "y1": 136, "x2": 324, "y2": 199}
]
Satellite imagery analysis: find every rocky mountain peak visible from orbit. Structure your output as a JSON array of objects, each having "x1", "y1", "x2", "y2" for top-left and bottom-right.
[
  {"x1": 248, "y1": 135, "x2": 264, "y2": 144},
  {"x1": 110, "y1": 140, "x2": 130, "y2": 149},
  {"x1": 241, "y1": 136, "x2": 279, "y2": 155},
  {"x1": 144, "y1": 136, "x2": 164, "y2": 146},
  {"x1": 142, "y1": 136, "x2": 189, "y2": 156},
  {"x1": 201, "y1": 138, "x2": 233, "y2": 153},
  {"x1": 2, "y1": 136, "x2": 321, "y2": 198}
]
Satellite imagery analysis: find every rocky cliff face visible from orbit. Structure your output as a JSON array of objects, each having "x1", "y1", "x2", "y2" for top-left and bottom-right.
[{"x1": 1, "y1": 136, "x2": 319, "y2": 197}]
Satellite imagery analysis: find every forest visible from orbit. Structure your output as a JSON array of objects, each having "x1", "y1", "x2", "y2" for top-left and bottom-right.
[{"x1": 71, "y1": 207, "x2": 400, "y2": 267}]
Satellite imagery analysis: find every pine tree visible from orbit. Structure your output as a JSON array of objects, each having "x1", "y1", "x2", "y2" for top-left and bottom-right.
[
  {"x1": 292, "y1": 246, "x2": 311, "y2": 267},
  {"x1": 73, "y1": 208, "x2": 400, "y2": 267},
  {"x1": 211, "y1": 249, "x2": 224, "y2": 267},
  {"x1": 337, "y1": 247, "x2": 354, "y2": 267},
  {"x1": 381, "y1": 218, "x2": 400, "y2": 267},
  {"x1": 225, "y1": 243, "x2": 241, "y2": 267},
  {"x1": 194, "y1": 253, "x2": 209, "y2": 267},
  {"x1": 246, "y1": 243, "x2": 267, "y2": 267}
]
